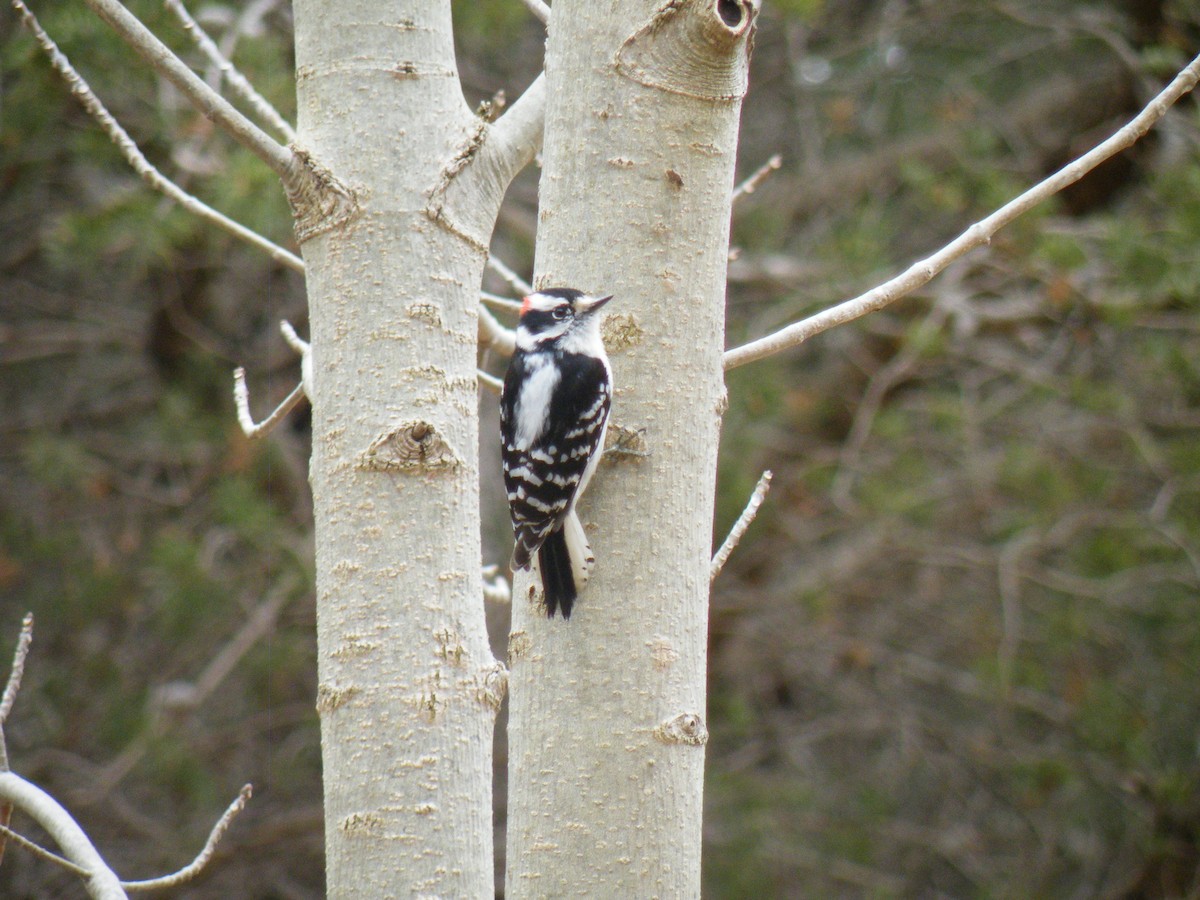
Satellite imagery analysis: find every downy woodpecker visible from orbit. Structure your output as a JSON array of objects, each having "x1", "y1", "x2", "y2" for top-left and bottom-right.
[{"x1": 500, "y1": 288, "x2": 613, "y2": 618}]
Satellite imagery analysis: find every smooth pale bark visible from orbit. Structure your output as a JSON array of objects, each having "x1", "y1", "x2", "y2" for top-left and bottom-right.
[
  {"x1": 505, "y1": 1, "x2": 758, "y2": 895},
  {"x1": 290, "y1": 3, "x2": 536, "y2": 895}
]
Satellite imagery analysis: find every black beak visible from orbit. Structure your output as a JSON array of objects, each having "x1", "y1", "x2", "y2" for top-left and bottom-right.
[{"x1": 577, "y1": 294, "x2": 613, "y2": 316}]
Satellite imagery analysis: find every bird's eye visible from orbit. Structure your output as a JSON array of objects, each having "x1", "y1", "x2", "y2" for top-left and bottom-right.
[{"x1": 552, "y1": 307, "x2": 569, "y2": 320}]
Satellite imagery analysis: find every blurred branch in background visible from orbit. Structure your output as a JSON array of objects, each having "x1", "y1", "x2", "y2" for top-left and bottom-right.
[
  {"x1": 78, "y1": 0, "x2": 295, "y2": 179},
  {"x1": 9, "y1": 0, "x2": 305, "y2": 272},
  {"x1": 724, "y1": 50, "x2": 1200, "y2": 370},
  {"x1": 88, "y1": 576, "x2": 299, "y2": 802},
  {"x1": 162, "y1": 0, "x2": 296, "y2": 143}
]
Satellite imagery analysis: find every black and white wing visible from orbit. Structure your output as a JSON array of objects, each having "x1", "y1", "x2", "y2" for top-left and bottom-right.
[{"x1": 500, "y1": 349, "x2": 611, "y2": 572}]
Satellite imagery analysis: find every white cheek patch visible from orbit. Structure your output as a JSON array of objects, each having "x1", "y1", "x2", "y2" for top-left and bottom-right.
[{"x1": 558, "y1": 317, "x2": 606, "y2": 358}]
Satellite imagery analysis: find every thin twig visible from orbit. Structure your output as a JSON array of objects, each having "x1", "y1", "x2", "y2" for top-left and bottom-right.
[
  {"x1": 0, "y1": 772, "x2": 126, "y2": 899},
  {"x1": 0, "y1": 613, "x2": 33, "y2": 727},
  {"x1": 0, "y1": 613, "x2": 34, "y2": 866},
  {"x1": 478, "y1": 370, "x2": 504, "y2": 394},
  {"x1": 92, "y1": 578, "x2": 296, "y2": 799},
  {"x1": 121, "y1": 785, "x2": 252, "y2": 891},
  {"x1": 234, "y1": 371, "x2": 305, "y2": 439},
  {"x1": 233, "y1": 321, "x2": 311, "y2": 439},
  {"x1": 723, "y1": 52, "x2": 1200, "y2": 370},
  {"x1": 482, "y1": 565, "x2": 512, "y2": 606},
  {"x1": 0, "y1": 822, "x2": 92, "y2": 878},
  {"x1": 81, "y1": 0, "x2": 295, "y2": 179},
  {"x1": 481, "y1": 291, "x2": 523, "y2": 312},
  {"x1": 731, "y1": 154, "x2": 782, "y2": 203},
  {"x1": 479, "y1": 304, "x2": 516, "y2": 356},
  {"x1": 162, "y1": 0, "x2": 297, "y2": 142},
  {"x1": 518, "y1": 0, "x2": 551, "y2": 25},
  {"x1": 487, "y1": 256, "x2": 533, "y2": 296},
  {"x1": 711, "y1": 471, "x2": 773, "y2": 581},
  {"x1": 9, "y1": 0, "x2": 304, "y2": 272},
  {"x1": 279, "y1": 319, "x2": 313, "y2": 398}
]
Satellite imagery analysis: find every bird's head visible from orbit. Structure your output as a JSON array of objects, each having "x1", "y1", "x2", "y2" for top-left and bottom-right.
[{"x1": 515, "y1": 288, "x2": 613, "y2": 352}]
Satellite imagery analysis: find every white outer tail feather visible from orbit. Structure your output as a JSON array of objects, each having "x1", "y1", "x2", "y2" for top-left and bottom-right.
[
  {"x1": 527, "y1": 512, "x2": 594, "y2": 603},
  {"x1": 563, "y1": 510, "x2": 595, "y2": 591}
]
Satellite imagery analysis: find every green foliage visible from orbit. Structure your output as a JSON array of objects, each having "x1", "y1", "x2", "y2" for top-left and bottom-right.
[
  {"x1": 451, "y1": 0, "x2": 530, "y2": 42},
  {"x1": 771, "y1": 0, "x2": 824, "y2": 21}
]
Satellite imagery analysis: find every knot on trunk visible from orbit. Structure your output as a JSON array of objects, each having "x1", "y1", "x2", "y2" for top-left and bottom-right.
[
  {"x1": 477, "y1": 661, "x2": 509, "y2": 710},
  {"x1": 316, "y1": 683, "x2": 358, "y2": 715},
  {"x1": 654, "y1": 712, "x2": 709, "y2": 745},
  {"x1": 615, "y1": 0, "x2": 759, "y2": 101},
  {"x1": 358, "y1": 421, "x2": 460, "y2": 473},
  {"x1": 285, "y1": 145, "x2": 361, "y2": 244}
]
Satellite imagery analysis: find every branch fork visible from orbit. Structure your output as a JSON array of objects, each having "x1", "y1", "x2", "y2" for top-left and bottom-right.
[
  {"x1": 233, "y1": 320, "x2": 310, "y2": 440},
  {"x1": 0, "y1": 616, "x2": 251, "y2": 898}
]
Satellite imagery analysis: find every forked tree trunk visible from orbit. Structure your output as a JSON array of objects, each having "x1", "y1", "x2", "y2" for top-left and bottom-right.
[
  {"x1": 505, "y1": 0, "x2": 758, "y2": 894},
  {"x1": 290, "y1": 2, "x2": 537, "y2": 895}
]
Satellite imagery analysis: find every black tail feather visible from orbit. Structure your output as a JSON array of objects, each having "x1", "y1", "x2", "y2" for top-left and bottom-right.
[{"x1": 538, "y1": 528, "x2": 576, "y2": 619}]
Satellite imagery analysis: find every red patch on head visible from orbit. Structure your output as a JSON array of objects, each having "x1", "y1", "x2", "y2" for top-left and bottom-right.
[{"x1": 520, "y1": 295, "x2": 533, "y2": 316}]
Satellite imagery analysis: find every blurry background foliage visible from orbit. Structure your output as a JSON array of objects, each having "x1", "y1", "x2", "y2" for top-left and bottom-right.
[{"x1": 2, "y1": 0, "x2": 1199, "y2": 896}]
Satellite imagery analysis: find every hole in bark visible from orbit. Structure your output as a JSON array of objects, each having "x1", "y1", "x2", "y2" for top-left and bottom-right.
[{"x1": 716, "y1": 0, "x2": 744, "y2": 27}]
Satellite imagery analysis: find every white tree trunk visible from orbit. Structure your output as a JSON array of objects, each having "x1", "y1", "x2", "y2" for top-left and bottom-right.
[
  {"x1": 505, "y1": 0, "x2": 758, "y2": 894},
  {"x1": 290, "y1": 2, "x2": 537, "y2": 894}
]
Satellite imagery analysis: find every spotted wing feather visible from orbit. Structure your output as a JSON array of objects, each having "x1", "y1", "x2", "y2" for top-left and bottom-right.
[{"x1": 500, "y1": 349, "x2": 611, "y2": 613}]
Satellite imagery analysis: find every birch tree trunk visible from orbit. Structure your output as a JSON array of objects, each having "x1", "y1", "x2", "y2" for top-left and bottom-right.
[
  {"x1": 289, "y1": 2, "x2": 538, "y2": 894},
  {"x1": 506, "y1": 0, "x2": 758, "y2": 894}
]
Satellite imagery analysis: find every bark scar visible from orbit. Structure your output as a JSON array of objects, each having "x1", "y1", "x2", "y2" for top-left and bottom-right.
[
  {"x1": 477, "y1": 661, "x2": 509, "y2": 710},
  {"x1": 358, "y1": 420, "x2": 460, "y2": 472},
  {"x1": 285, "y1": 145, "x2": 362, "y2": 244},
  {"x1": 423, "y1": 122, "x2": 491, "y2": 254},
  {"x1": 654, "y1": 712, "x2": 709, "y2": 745},
  {"x1": 614, "y1": 0, "x2": 758, "y2": 101}
]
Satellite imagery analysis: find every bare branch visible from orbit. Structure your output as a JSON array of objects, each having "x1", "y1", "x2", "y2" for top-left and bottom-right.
[
  {"x1": 425, "y1": 73, "x2": 545, "y2": 253},
  {"x1": 731, "y1": 153, "x2": 782, "y2": 204},
  {"x1": 280, "y1": 319, "x2": 313, "y2": 398},
  {"x1": 482, "y1": 291, "x2": 524, "y2": 312},
  {"x1": 0, "y1": 612, "x2": 35, "y2": 865},
  {"x1": 487, "y1": 256, "x2": 533, "y2": 296},
  {"x1": 0, "y1": 821, "x2": 91, "y2": 878},
  {"x1": 518, "y1": 0, "x2": 551, "y2": 26},
  {"x1": 711, "y1": 470, "x2": 773, "y2": 582},
  {"x1": 0, "y1": 779, "x2": 249, "y2": 894},
  {"x1": 162, "y1": 0, "x2": 297, "y2": 142},
  {"x1": 234, "y1": 370, "x2": 306, "y2": 439},
  {"x1": 9, "y1": 0, "x2": 304, "y2": 272},
  {"x1": 80, "y1": 0, "x2": 296, "y2": 180},
  {"x1": 479, "y1": 304, "x2": 516, "y2": 357},
  {"x1": 482, "y1": 565, "x2": 511, "y2": 606},
  {"x1": 234, "y1": 321, "x2": 311, "y2": 439},
  {"x1": 723, "y1": 52, "x2": 1200, "y2": 370},
  {"x1": 0, "y1": 613, "x2": 33, "y2": 729},
  {"x1": 121, "y1": 785, "x2": 252, "y2": 891},
  {"x1": 478, "y1": 370, "x2": 504, "y2": 394},
  {"x1": 487, "y1": 71, "x2": 546, "y2": 177},
  {"x1": 0, "y1": 772, "x2": 126, "y2": 899}
]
